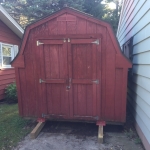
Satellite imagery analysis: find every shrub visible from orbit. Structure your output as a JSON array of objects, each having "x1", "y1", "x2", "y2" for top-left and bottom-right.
[{"x1": 5, "y1": 83, "x2": 18, "y2": 103}]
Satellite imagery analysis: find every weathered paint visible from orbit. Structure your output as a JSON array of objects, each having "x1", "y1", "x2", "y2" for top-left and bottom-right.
[{"x1": 12, "y1": 8, "x2": 131, "y2": 123}]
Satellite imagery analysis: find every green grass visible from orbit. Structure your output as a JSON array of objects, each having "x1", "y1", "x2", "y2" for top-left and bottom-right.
[{"x1": 0, "y1": 103, "x2": 32, "y2": 150}]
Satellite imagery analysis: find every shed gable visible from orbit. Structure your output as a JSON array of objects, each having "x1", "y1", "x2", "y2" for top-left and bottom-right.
[{"x1": 29, "y1": 12, "x2": 104, "y2": 38}]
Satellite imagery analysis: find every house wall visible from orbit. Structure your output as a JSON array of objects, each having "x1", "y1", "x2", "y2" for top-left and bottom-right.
[
  {"x1": 117, "y1": 0, "x2": 150, "y2": 149},
  {"x1": 0, "y1": 20, "x2": 21, "y2": 100}
]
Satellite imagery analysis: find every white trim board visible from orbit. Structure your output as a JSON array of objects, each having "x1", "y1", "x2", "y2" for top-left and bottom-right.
[{"x1": 0, "y1": 4, "x2": 24, "y2": 38}]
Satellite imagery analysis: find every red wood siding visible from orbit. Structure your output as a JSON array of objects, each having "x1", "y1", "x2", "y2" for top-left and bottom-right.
[
  {"x1": 12, "y1": 8, "x2": 132, "y2": 123},
  {"x1": 0, "y1": 20, "x2": 21, "y2": 100},
  {"x1": 0, "y1": 20, "x2": 21, "y2": 45},
  {"x1": 0, "y1": 69, "x2": 15, "y2": 100}
]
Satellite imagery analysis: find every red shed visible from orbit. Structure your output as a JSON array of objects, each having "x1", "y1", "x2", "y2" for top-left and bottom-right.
[{"x1": 12, "y1": 8, "x2": 132, "y2": 125}]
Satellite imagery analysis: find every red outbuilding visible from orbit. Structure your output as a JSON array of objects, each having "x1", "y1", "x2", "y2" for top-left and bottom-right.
[{"x1": 12, "y1": 7, "x2": 132, "y2": 126}]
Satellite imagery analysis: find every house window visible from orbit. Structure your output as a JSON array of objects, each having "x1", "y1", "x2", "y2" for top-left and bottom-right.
[
  {"x1": 0, "y1": 43, "x2": 18, "y2": 68},
  {"x1": 122, "y1": 37, "x2": 133, "y2": 61}
]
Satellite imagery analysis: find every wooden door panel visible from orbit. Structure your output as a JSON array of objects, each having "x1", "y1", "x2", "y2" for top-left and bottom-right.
[
  {"x1": 41, "y1": 41, "x2": 69, "y2": 118},
  {"x1": 70, "y1": 41, "x2": 100, "y2": 119},
  {"x1": 72, "y1": 44, "x2": 92, "y2": 79},
  {"x1": 73, "y1": 85, "x2": 93, "y2": 116},
  {"x1": 39, "y1": 37, "x2": 101, "y2": 121},
  {"x1": 46, "y1": 84, "x2": 68, "y2": 116}
]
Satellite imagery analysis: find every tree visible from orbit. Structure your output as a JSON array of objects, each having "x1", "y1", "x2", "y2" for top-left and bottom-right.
[
  {"x1": 1, "y1": 0, "x2": 122, "y2": 33},
  {"x1": 84, "y1": 0, "x2": 106, "y2": 20},
  {"x1": 102, "y1": 0, "x2": 122, "y2": 33},
  {"x1": 1, "y1": 0, "x2": 85, "y2": 28}
]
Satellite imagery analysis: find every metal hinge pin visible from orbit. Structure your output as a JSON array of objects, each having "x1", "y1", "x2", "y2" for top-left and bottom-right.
[
  {"x1": 39, "y1": 79, "x2": 45, "y2": 83},
  {"x1": 37, "y1": 41, "x2": 44, "y2": 46},
  {"x1": 91, "y1": 39, "x2": 99, "y2": 45},
  {"x1": 92, "y1": 79, "x2": 99, "y2": 84}
]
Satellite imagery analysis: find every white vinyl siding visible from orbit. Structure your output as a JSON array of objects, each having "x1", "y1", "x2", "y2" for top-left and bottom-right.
[{"x1": 117, "y1": 0, "x2": 150, "y2": 148}]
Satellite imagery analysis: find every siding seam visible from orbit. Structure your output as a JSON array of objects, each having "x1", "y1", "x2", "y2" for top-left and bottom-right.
[{"x1": 128, "y1": 83, "x2": 150, "y2": 105}]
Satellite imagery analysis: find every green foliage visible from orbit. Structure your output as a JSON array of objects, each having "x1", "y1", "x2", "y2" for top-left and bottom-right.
[
  {"x1": 1, "y1": 0, "x2": 85, "y2": 28},
  {"x1": 1, "y1": 0, "x2": 121, "y2": 33},
  {"x1": 125, "y1": 128, "x2": 135, "y2": 139},
  {"x1": 5, "y1": 82, "x2": 17, "y2": 103},
  {"x1": 102, "y1": 0, "x2": 121, "y2": 33},
  {"x1": 0, "y1": 104, "x2": 32, "y2": 150},
  {"x1": 84, "y1": 0, "x2": 105, "y2": 19},
  {"x1": 134, "y1": 137, "x2": 142, "y2": 144},
  {"x1": 124, "y1": 128, "x2": 142, "y2": 145}
]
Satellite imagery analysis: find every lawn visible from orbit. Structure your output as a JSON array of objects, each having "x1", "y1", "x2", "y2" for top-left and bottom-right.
[{"x1": 0, "y1": 103, "x2": 32, "y2": 150}]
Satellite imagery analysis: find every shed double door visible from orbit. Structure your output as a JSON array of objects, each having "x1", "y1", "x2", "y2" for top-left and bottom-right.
[{"x1": 38, "y1": 36, "x2": 101, "y2": 121}]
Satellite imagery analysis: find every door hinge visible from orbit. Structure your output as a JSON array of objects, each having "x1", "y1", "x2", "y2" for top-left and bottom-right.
[
  {"x1": 91, "y1": 39, "x2": 99, "y2": 45},
  {"x1": 68, "y1": 38, "x2": 70, "y2": 42},
  {"x1": 37, "y1": 41, "x2": 44, "y2": 46},
  {"x1": 92, "y1": 79, "x2": 99, "y2": 84},
  {"x1": 39, "y1": 79, "x2": 45, "y2": 83}
]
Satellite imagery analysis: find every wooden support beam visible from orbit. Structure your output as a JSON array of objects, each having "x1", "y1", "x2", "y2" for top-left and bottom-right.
[
  {"x1": 30, "y1": 121, "x2": 45, "y2": 139},
  {"x1": 98, "y1": 125, "x2": 104, "y2": 143},
  {"x1": 96, "y1": 121, "x2": 106, "y2": 143}
]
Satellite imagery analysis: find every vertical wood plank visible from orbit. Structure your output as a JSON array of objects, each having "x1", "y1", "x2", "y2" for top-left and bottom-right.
[
  {"x1": 121, "y1": 68, "x2": 128, "y2": 122},
  {"x1": 92, "y1": 44, "x2": 97, "y2": 117},
  {"x1": 40, "y1": 44, "x2": 48, "y2": 115},
  {"x1": 77, "y1": 84, "x2": 86, "y2": 116},
  {"x1": 86, "y1": 43, "x2": 93, "y2": 116},
  {"x1": 97, "y1": 25, "x2": 107, "y2": 120},
  {"x1": 68, "y1": 42, "x2": 73, "y2": 118},
  {"x1": 23, "y1": 39, "x2": 35, "y2": 117},
  {"x1": 86, "y1": 45, "x2": 92, "y2": 79},
  {"x1": 73, "y1": 84, "x2": 78, "y2": 115},
  {"x1": 86, "y1": 85, "x2": 93, "y2": 116},
  {"x1": 87, "y1": 21, "x2": 96, "y2": 34},
  {"x1": 76, "y1": 17, "x2": 86, "y2": 34},
  {"x1": 50, "y1": 45, "x2": 59, "y2": 79},
  {"x1": 59, "y1": 44, "x2": 68, "y2": 116},
  {"x1": 19, "y1": 68, "x2": 27, "y2": 116},
  {"x1": 57, "y1": 21, "x2": 66, "y2": 34},
  {"x1": 48, "y1": 19, "x2": 58, "y2": 35},
  {"x1": 33, "y1": 36, "x2": 42, "y2": 117},
  {"x1": 44, "y1": 44, "x2": 52, "y2": 115},
  {"x1": 15, "y1": 68, "x2": 23, "y2": 116},
  {"x1": 96, "y1": 38, "x2": 102, "y2": 119},
  {"x1": 114, "y1": 68, "x2": 123, "y2": 121},
  {"x1": 72, "y1": 45, "x2": 78, "y2": 116},
  {"x1": 67, "y1": 21, "x2": 77, "y2": 34},
  {"x1": 105, "y1": 31, "x2": 116, "y2": 120}
]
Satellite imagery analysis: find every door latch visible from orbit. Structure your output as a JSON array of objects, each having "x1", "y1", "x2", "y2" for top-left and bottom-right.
[{"x1": 66, "y1": 78, "x2": 72, "y2": 90}]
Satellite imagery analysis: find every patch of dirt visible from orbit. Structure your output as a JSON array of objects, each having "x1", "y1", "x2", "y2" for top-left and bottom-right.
[{"x1": 13, "y1": 109, "x2": 145, "y2": 150}]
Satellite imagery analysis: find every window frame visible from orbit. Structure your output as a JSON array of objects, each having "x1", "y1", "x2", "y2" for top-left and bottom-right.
[{"x1": 0, "y1": 43, "x2": 14, "y2": 68}]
